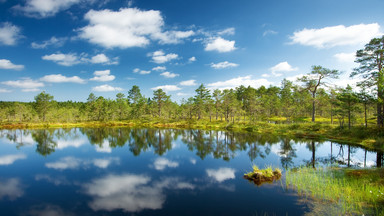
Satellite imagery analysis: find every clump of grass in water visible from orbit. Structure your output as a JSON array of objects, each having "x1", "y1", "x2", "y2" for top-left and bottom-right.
[
  {"x1": 244, "y1": 165, "x2": 282, "y2": 186},
  {"x1": 286, "y1": 167, "x2": 384, "y2": 215}
]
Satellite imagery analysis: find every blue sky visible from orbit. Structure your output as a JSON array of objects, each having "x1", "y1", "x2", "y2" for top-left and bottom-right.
[{"x1": 0, "y1": 0, "x2": 383, "y2": 102}]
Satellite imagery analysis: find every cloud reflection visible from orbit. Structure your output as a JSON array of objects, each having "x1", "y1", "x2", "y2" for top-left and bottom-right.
[
  {"x1": 153, "y1": 158, "x2": 179, "y2": 170},
  {"x1": 0, "y1": 154, "x2": 27, "y2": 165},
  {"x1": 45, "y1": 157, "x2": 120, "y2": 170},
  {"x1": 95, "y1": 140, "x2": 112, "y2": 153},
  {"x1": 84, "y1": 174, "x2": 194, "y2": 212},
  {"x1": 206, "y1": 167, "x2": 236, "y2": 183},
  {"x1": 0, "y1": 178, "x2": 24, "y2": 200}
]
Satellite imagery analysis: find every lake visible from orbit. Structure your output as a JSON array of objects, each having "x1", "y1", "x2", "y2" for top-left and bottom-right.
[{"x1": 0, "y1": 127, "x2": 381, "y2": 215}]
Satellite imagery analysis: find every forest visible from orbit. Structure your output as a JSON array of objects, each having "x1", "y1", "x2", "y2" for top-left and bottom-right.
[{"x1": 0, "y1": 36, "x2": 383, "y2": 132}]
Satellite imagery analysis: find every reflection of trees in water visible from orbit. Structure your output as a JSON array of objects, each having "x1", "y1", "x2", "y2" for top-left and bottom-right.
[
  {"x1": 2, "y1": 127, "x2": 383, "y2": 166},
  {"x1": 32, "y1": 129, "x2": 57, "y2": 156}
]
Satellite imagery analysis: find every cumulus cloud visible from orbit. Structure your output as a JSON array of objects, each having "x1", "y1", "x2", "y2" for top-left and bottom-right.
[
  {"x1": 153, "y1": 158, "x2": 179, "y2": 171},
  {"x1": 210, "y1": 61, "x2": 238, "y2": 69},
  {"x1": 0, "y1": 59, "x2": 24, "y2": 70},
  {"x1": 151, "y1": 85, "x2": 181, "y2": 92},
  {"x1": 2, "y1": 78, "x2": 44, "y2": 92},
  {"x1": 290, "y1": 23, "x2": 382, "y2": 48},
  {"x1": 40, "y1": 74, "x2": 85, "y2": 84},
  {"x1": 152, "y1": 66, "x2": 166, "y2": 71},
  {"x1": 13, "y1": 0, "x2": 81, "y2": 18},
  {"x1": 207, "y1": 75, "x2": 272, "y2": 90},
  {"x1": 31, "y1": 36, "x2": 67, "y2": 49},
  {"x1": 334, "y1": 52, "x2": 356, "y2": 63},
  {"x1": 150, "y1": 50, "x2": 178, "y2": 64},
  {"x1": 205, "y1": 37, "x2": 236, "y2": 53},
  {"x1": 133, "y1": 68, "x2": 151, "y2": 75},
  {"x1": 42, "y1": 53, "x2": 80, "y2": 66},
  {"x1": 56, "y1": 138, "x2": 87, "y2": 149},
  {"x1": 0, "y1": 154, "x2": 26, "y2": 165},
  {"x1": 90, "y1": 70, "x2": 115, "y2": 82},
  {"x1": 188, "y1": 56, "x2": 196, "y2": 62},
  {"x1": 42, "y1": 53, "x2": 117, "y2": 66},
  {"x1": 92, "y1": 84, "x2": 123, "y2": 92},
  {"x1": 160, "y1": 71, "x2": 179, "y2": 78},
  {"x1": 0, "y1": 178, "x2": 24, "y2": 200},
  {"x1": 0, "y1": 22, "x2": 21, "y2": 46},
  {"x1": 79, "y1": 8, "x2": 194, "y2": 49},
  {"x1": 206, "y1": 167, "x2": 235, "y2": 183},
  {"x1": 92, "y1": 158, "x2": 120, "y2": 169},
  {"x1": 263, "y1": 61, "x2": 298, "y2": 77},
  {"x1": 179, "y1": 79, "x2": 197, "y2": 86}
]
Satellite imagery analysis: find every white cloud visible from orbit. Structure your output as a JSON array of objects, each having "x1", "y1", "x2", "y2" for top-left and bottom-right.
[
  {"x1": 95, "y1": 140, "x2": 112, "y2": 153},
  {"x1": 153, "y1": 158, "x2": 179, "y2": 171},
  {"x1": 210, "y1": 61, "x2": 239, "y2": 69},
  {"x1": 0, "y1": 59, "x2": 24, "y2": 70},
  {"x1": 207, "y1": 75, "x2": 272, "y2": 90},
  {"x1": 0, "y1": 22, "x2": 21, "y2": 46},
  {"x1": 2, "y1": 78, "x2": 44, "y2": 92},
  {"x1": 13, "y1": 0, "x2": 80, "y2": 18},
  {"x1": 190, "y1": 158, "x2": 196, "y2": 164},
  {"x1": 0, "y1": 88, "x2": 11, "y2": 93},
  {"x1": 179, "y1": 79, "x2": 197, "y2": 86},
  {"x1": 90, "y1": 54, "x2": 119, "y2": 65},
  {"x1": 42, "y1": 53, "x2": 117, "y2": 66},
  {"x1": 92, "y1": 84, "x2": 123, "y2": 92},
  {"x1": 0, "y1": 178, "x2": 24, "y2": 200},
  {"x1": 176, "y1": 92, "x2": 189, "y2": 96},
  {"x1": 218, "y1": 27, "x2": 235, "y2": 36},
  {"x1": 151, "y1": 85, "x2": 181, "y2": 92},
  {"x1": 263, "y1": 61, "x2": 298, "y2": 77},
  {"x1": 263, "y1": 30, "x2": 278, "y2": 37},
  {"x1": 79, "y1": 8, "x2": 193, "y2": 49},
  {"x1": 84, "y1": 174, "x2": 194, "y2": 212},
  {"x1": 133, "y1": 68, "x2": 151, "y2": 75},
  {"x1": 206, "y1": 167, "x2": 235, "y2": 183},
  {"x1": 42, "y1": 53, "x2": 80, "y2": 66},
  {"x1": 90, "y1": 70, "x2": 115, "y2": 82},
  {"x1": 152, "y1": 30, "x2": 195, "y2": 44},
  {"x1": 160, "y1": 71, "x2": 179, "y2": 78},
  {"x1": 35, "y1": 175, "x2": 70, "y2": 186},
  {"x1": 150, "y1": 50, "x2": 178, "y2": 64},
  {"x1": 290, "y1": 23, "x2": 382, "y2": 48},
  {"x1": 188, "y1": 56, "x2": 196, "y2": 62},
  {"x1": 0, "y1": 154, "x2": 26, "y2": 165},
  {"x1": 152, "y1": 66, "x2": 166, "y2": 71},
  {"x1": 31, "y1": 36, "x2": 67, "y2": 49},
  {"x1": 45, "y1": 157, "x2": 82, "y2": 170},
  {"x1": 205, "y1": 37, "x2": 236, "y2": 53},
  {"x1": 40, "y1": 74, "x2": 85, "y2": 84},
  {"x1": 334, "y1": 52, "x2": 356, "y2": 63}
]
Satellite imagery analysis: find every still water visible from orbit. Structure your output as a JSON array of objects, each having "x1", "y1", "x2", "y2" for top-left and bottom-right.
[{"x1": 0, "y1": 127, "x2": 381, "y2": 215}]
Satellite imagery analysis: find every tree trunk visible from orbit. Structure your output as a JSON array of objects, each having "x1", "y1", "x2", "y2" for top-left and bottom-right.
[{"x1": 312, "y1": 93, "x2": 315, "y2": 122}]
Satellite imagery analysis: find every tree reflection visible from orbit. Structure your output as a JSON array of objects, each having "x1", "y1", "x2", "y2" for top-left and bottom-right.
[{"x1": 32, "y1": 129, "x2": 57, "y2": 156}]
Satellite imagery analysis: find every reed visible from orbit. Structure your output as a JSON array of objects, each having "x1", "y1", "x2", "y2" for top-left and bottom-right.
[{"x1": 286, "y1": 167, "x2": 384, "y2": 215}]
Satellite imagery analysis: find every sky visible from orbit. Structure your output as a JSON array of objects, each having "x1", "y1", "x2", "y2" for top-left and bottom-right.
[{"x1": 0, "y1": 0, "x2": 383, "y2": 102}]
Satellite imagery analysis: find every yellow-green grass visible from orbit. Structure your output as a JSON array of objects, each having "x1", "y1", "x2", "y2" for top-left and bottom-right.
[
  {"x1": 286, "y1": 167, "x2": 384, "y2": 215},
  {"x1": 244, "y1": 165, "x2": 282, "y2": 186}
]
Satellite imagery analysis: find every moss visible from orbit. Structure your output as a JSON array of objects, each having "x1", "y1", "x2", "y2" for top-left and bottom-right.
[{"x1": 244, "y1": 165, "x2": 282, "y2": 186}]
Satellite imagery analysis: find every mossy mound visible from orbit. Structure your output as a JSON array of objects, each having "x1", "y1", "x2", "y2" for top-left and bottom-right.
[{"x1": 244, "y1": 165, "x2": 282, "y2": 185}]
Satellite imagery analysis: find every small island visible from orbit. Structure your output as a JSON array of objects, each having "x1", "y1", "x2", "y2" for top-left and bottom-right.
[{"x1": 244, "y1": 165, "x2": 282, "y2": 185}]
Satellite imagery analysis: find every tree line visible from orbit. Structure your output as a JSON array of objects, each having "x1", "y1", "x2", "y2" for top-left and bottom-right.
[{"x1": 0, "y1": 36, "x2": 383, "y2": 128}]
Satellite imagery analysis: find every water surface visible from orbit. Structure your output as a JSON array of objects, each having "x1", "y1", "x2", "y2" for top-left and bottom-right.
[{"x1": 0, "y1": 128, "x2": 381, "y2": 215}]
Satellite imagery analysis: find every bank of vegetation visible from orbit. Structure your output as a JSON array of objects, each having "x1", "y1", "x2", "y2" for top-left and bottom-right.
[{"x1": 1, "y1": 36, "x2": 383, "y2": 151}]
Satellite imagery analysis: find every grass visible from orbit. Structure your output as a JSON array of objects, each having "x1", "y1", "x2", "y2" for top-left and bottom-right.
[
  {"x1": 244, "y1": 165, "x2": 282, "y2": 186},
  {"x1": 286, "y1": 166, "x2": 384, "y2": 215}
]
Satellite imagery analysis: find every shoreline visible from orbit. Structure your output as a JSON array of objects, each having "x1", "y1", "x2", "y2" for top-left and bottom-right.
[{"x1": 0, "y1": 120, "x2": 383, "y2": 152}]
